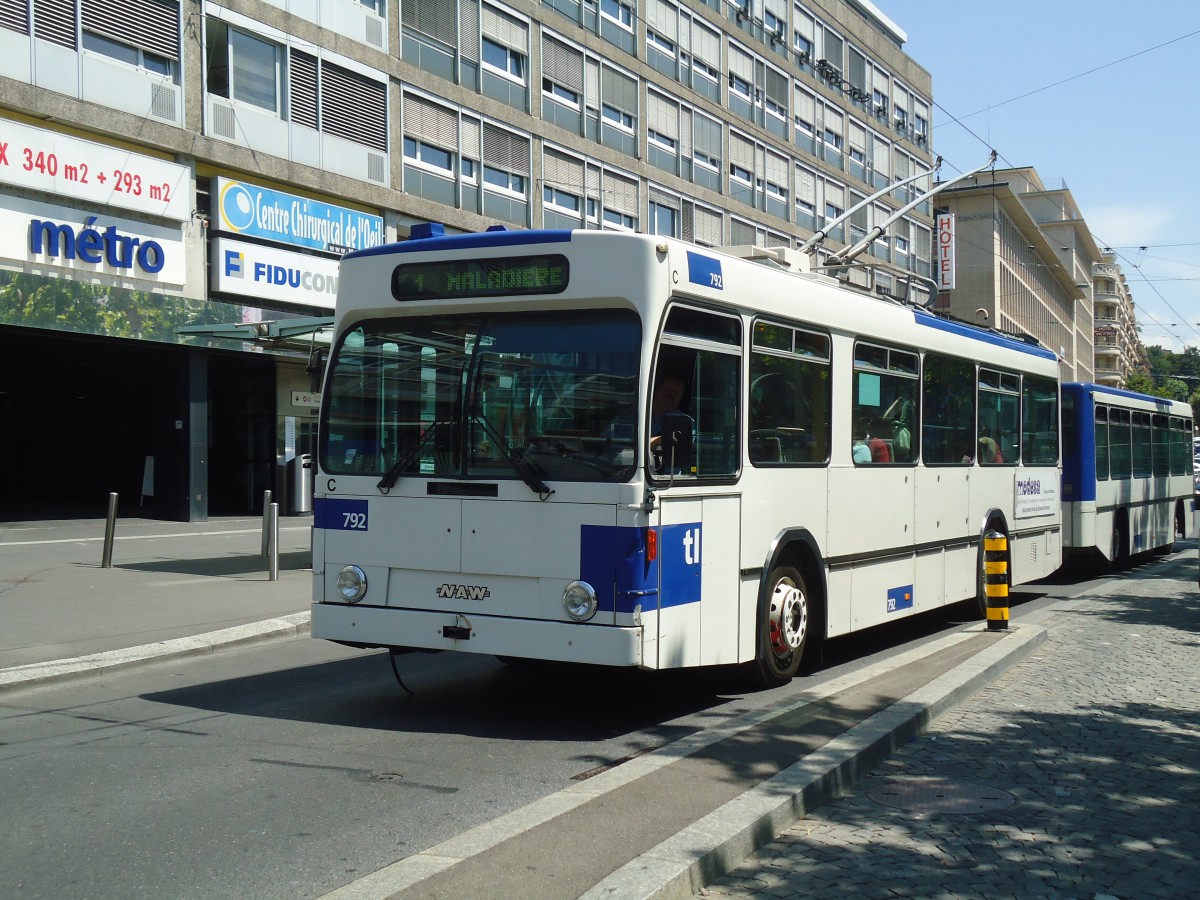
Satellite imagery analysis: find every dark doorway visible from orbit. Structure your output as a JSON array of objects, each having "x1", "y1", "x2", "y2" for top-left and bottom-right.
[
  {"x1": 0, "y1": 328, "x2": 276, "y2": 521},
  {"x1": 207, "y1": 353, "x2": 276, "y2": 516}
]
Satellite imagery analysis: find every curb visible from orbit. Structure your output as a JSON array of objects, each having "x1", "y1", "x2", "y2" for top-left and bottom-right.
[
  {"x1": 319, "y1": 622, "x2": 1045, "y2": 900},
  {"x1": 0, "y1": 612, "x2": 312, "y2": 695},
  {"x1": 580, "y1": 622, "x2": 1049, "y2": 900}
]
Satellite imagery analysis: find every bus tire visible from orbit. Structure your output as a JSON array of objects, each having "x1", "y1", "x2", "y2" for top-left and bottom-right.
[
  {"x1": 753, "y1": 565, "x2": 808, "y2": 688},
  {"x1": 1100, "y1": 513, "x2": 1128, "y2": 574}
]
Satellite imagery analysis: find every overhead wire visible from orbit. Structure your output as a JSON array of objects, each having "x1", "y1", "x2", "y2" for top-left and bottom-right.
[{"x1": 925, "y1": 24, "x2": 1200, "y2": 350}]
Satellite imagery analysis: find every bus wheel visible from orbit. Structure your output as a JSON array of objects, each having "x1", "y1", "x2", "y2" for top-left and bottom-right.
[{"x1": 754, "y1": 566, "x2": 808, "y2": 687}]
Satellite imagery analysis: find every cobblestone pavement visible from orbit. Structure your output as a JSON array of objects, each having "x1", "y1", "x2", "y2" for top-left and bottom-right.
[{"x1": 704, "y1": 552, "x2": 1200, "y2": 899}]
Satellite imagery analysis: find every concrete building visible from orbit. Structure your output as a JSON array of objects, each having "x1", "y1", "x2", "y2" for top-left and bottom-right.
[
  {"x1": 1091, "y1": 251, "x2": 1144, "y2": 388},
  {"x1": 0, "y1": 0, "x2": 937, "y2": 519},
  {"x1": 932, "y1": 166, "x2": 1099, "y2": 383}
]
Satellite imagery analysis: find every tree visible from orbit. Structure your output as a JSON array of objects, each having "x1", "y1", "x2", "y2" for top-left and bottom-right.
[
  {"x1": 1125, "y1": 371, "x2": 1154, "y2": 394},
  {"x1": 1159, "y1": 378, "x2": 1189, "y2": 402}
]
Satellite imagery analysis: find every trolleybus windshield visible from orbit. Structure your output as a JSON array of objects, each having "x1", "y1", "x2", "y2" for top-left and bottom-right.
[{"x1": 320, "y1": 309, "x2": 641, "y2": 483}]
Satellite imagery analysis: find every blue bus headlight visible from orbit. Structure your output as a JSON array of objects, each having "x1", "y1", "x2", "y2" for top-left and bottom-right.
[
  {"x1": 562, "y1": 580, "x2": 597, "y2": 621},
  {"x1": 337, "y1": 565, "x2": 368, "y2": 603}
]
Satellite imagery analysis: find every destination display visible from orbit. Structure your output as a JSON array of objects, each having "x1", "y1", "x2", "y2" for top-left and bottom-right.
[{"x1": 391, "y1": 255, "x2": 569, "y2": 302}]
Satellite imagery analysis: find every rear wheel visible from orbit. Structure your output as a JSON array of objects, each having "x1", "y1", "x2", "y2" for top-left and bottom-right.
[{"x1": 753, "y1": 566, "x2": 808, "y2": 688}]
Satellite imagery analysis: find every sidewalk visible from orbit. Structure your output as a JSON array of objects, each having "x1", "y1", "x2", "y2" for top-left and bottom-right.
[
  {"x1": 704, "y1": 548, "x2": 1200, "y2": 899},
  {"x1": 0, "y1": 514, "x2": 313, "y2": 691}
]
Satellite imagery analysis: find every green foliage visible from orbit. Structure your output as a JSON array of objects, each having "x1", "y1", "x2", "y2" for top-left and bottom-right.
[
  {"x1": 1125, "y1": 370, "x2": 1154, "y2": 394},
  {"x1": 1159, "y1": 378, "x2": 1190, "y2": 402},
  {"x1": 0, "y1": 271, "x2": 246, "y2": 346}
]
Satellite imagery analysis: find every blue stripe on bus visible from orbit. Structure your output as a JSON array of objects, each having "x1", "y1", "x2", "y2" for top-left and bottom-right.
[
  {"x1": 580, "y1": 523, "x2": 702, "y2": 614},
  {"x1": 1060, "y1": 383, "x2": 1097, "y2": 502},
  {"x1": 343, "y1": 229, "x2": 576, "y2": 260},
  {"x1": 912, "y1": 310, "x2": 1059, "y2": 360}
]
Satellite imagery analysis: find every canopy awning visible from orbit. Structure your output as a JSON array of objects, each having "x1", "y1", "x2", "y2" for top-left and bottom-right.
[{"x1": 176, "y1": 316, "x2": 334, "y2": 352}]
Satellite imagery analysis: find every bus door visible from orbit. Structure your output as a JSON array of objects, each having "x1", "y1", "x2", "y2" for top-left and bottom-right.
[{"x1": 649, "y1": 493, "x2": 741, "y2": 670}]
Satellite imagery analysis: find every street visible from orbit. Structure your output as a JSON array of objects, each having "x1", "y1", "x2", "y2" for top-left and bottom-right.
[{"x1": 0, "y1": 567, "x2": 1083, "y2": 899}]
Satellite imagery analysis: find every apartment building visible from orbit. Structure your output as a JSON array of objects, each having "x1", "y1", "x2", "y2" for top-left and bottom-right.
[
  {"x1": 933, "y1": 166, "x2": 1099, "y2": 384},
  {"x1": 0, "y1": 0, "x2": 934, "y2": 519},
  {"x1": 1091, "y1": 251, "x2": 1143, "y2": 388}
]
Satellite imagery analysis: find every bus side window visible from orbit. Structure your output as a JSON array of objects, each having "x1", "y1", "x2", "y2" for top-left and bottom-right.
[
  {"x1": 853, "y1": 342, "x2": 919, "y2": 465},
  {"x1": 749, "y1": 321, "x2": 830, "y2": 466},
  {"x1": 921, "y1": 353, "x2": 975, "y2": 464}
]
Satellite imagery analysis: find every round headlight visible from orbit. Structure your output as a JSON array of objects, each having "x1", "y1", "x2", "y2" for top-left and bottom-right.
[
  {"x1": 336, "y1": 565, "x2": 368, "y2": 603},
  {"x1": 562, "y1": 580, "x2": 598, "y2": 622}
]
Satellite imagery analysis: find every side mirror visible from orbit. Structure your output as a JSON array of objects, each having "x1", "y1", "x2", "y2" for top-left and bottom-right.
[{"x1": 659, "y1": 411, "x2": 693, "y2": 475}]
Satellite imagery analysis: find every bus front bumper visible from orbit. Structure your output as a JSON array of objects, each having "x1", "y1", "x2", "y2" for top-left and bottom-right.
[{"x1": 311, "y1": 602, "x2": 644, "y2": 667}]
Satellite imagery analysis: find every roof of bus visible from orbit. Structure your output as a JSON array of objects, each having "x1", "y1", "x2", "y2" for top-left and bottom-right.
[
  {"x1": 342, "y1": 225, "x2": 576, "y2": 260},
  {"x1": 1062, "y1": 381, "x2": 1191, "y2": 411},
  {"x1": 340, "y1": 226, "x2": 1058, "y2": 364}
]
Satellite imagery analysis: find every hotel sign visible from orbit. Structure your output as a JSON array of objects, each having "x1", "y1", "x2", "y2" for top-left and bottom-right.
[{"x1": 936, "y1": 213, "x2": 955, "y2": 291}]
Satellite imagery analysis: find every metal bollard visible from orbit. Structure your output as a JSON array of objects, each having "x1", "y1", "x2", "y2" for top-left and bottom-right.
[
  {"x1": 101, "y1": 492, "x2": 119, "y2": 568},
  {"x1": 268, "y1": 502, "x2": 279, "y2": 581},
  {"x1": 984, "y1": 530, "x2": 1009, "y2": 631},
  {"x1": 261, "y1": 489, "x2": 273, "y2": 557}
]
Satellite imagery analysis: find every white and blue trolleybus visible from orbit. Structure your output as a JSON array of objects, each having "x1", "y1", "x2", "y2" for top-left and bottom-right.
[
  {"x1": 1061, "y1": 382, "x2": 1192, "y2": 570},
  {"x1": 311, "y1": 225, "x2": 1062, "y2": 686}
]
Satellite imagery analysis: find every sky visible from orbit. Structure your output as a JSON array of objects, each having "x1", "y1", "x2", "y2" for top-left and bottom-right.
[{"x1": 891, "y1": 1, "x2": 1200, "y2": 351}]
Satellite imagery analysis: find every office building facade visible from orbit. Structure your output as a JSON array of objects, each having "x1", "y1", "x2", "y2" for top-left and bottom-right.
[{"x1": 0, "y1": 0, "x2": 934, "y2": 519}]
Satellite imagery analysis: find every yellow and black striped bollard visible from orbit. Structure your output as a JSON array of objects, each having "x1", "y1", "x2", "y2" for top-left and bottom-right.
[{"x1": 984, "y1": 530, "x2": 1009, "y2": 631}]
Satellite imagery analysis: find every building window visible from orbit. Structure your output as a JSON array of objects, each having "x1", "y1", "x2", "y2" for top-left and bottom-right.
[
  {"x1": 603, "y1": 208, "x2": 636, "y2": 230},
  {"x1": 599, "y1": 0, "x2": 633, "y2": 30},
  {"x1": 602, "y1": 104, "x2": 634, "y2": 131},
  {"x1": 403, "y1": 137, "x2": 454, "y2": 175},
  {"x1": 83, "y1": 30, "x2": 177, "y2": 80},
  {"x1": 544, "y1": 184, "x2": 581, "y2": 213},
  {"x1": 650, "y1": 200, "x2": 678, "y2": 237},
  {"x1": 207, "y1": 22, "x2": 286, "y2": 115},
  {"x1": 543, "y1": 79, "x2": 580, "y2": 108},
  {"x1": 482, "y1": 36, "x2": 525, "y2": 82}
]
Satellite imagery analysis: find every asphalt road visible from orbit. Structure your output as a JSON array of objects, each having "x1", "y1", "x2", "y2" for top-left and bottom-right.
[{"x1": 0, "y1": 577, "x2": 1081, "y2": 899}]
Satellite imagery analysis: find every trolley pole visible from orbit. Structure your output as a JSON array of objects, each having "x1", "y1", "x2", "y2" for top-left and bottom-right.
[
  {"x1": 260, "y1": 489, "x2": 273, "y2": 557},
  {"x1": 101, "y1": 492, "x2": 118, "y2": 568},
  {"x1": 267, "y1": 502, "x2": 279, "y2": 581},
  {"x1": 984, "y1": 530, "x2": 1009, "y2": 631}
]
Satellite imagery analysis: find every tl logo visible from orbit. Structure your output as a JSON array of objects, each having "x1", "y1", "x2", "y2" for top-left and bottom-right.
[{"x1": 682, "y1": 527, "x2": 701, "y2": 565}]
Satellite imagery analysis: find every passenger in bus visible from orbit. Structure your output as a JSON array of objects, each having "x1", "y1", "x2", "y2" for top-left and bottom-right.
[
  {"x1": 978, "y1": 425, "x2": 1003, "y2": 464},
  {"x1": 852, "y1": 422, "x2": 872, "y2": 464},
  {"x1": 883, "y1": 396, "x2": 914, "y2": 461},
  {"x1": 869, "y1": 416, "x2": 892, "y2": 463}
]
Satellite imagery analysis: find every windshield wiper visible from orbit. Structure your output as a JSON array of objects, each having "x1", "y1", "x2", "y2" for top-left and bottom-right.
[
  {"x1": 377, "y1": 420, "x2": 453, "y2": 491},
  {"x1": 470, "y1": 411, "x2": 554, "y2": 498}
]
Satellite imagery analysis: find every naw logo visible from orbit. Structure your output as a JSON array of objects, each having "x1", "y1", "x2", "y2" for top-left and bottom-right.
[{"x1": 436, "y1": 583, "x2": 491, "y2": 601}]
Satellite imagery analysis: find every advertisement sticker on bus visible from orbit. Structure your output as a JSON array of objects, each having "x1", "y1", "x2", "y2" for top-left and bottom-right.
[{"x1": 1014, "y1": 474, "x2": 1058, "y2": 518}]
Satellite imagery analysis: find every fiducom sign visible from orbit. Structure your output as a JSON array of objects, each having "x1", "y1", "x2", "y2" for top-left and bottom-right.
[
  {"x1": 29, "y1": 215, "x2": 166, "y2": 274},
  {"x1": 211, "y1": 237, "x2": 341, "y2": 309}
]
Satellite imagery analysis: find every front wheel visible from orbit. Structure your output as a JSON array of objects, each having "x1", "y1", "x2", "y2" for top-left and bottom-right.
[{"x1": 752, "y1": 566, "x2": 809, "y2": 688}]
